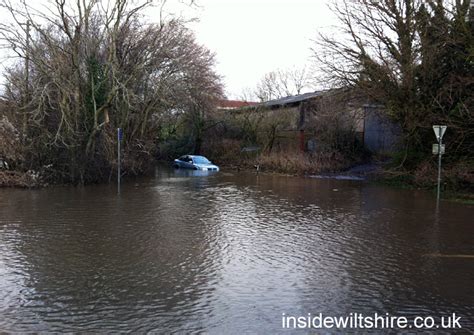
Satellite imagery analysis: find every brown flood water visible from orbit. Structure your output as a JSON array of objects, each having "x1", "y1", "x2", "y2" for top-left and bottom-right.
[{"x1": 0, "y1": 167, "x2": 473, "y2": 333}]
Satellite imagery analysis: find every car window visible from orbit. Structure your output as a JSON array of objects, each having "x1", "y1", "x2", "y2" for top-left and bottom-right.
[{"x1": 193, "y1": 156, "x2": 211, "y2": 164}]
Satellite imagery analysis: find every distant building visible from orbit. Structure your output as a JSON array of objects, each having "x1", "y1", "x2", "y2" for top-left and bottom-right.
[
  {"x1": 216, "y1": 99, "x2": 258, "y2": 110},
  {"x1": 362, "y1": 104, "x2": 401, "y2": 153},
  {"x1": 230, "y1": 90, "x2": 401, "y2": 154}
]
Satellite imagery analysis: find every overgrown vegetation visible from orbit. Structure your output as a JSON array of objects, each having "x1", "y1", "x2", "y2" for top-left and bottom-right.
[
  {"x1": 1, "y1": 0, "x2": 471, "y2": 193},
  {"x1": 315, "y1": 0, "x2": 473, "y2": 192},
  {"x1": 198, "y1": 91, "x2": 366, "y2": 175},
  {"x1": 0, "y1": 0, "x2": 222, "y2": 186}
]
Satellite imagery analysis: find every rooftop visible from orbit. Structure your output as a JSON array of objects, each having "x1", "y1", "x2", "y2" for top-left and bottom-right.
[
  {"x1": 217, "y1": 100, "x2": 259, "y2": 109},
  {"x1": 259, "y1": 91, "x2": 324, "y2": 108}
]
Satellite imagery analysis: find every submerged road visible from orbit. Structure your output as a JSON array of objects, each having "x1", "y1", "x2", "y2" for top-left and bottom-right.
[{"x1": 0, "y1": 168, "x2": 473, "y2": 332}]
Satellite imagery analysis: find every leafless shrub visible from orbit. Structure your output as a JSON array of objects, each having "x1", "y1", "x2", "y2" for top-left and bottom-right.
[
  {"x1": 0, "y1": 0, "x2": 223, "y2": 184},
  {"x1": 0, "y1": 115, "x2": 22, "y2": 165}
]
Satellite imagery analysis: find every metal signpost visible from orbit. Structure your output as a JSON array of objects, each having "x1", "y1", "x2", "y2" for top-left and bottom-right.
[
  {"x1": 117, "y1": 128, "x2": 123, "y2": 193},
  {"x1": 432, "y1": 125, "x2": 447, "y2": 202}
]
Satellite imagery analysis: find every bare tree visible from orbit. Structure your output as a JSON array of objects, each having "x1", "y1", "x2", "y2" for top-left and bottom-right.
[
  {"x1": 313, "y1": 0, "x2": 473, "y2": 165},
  {"x1": 0, "y1": 0, "x2": 223, "y2": 183},
  {"x1": 238, "y1": 87, "x2": 258, "y2": 102},
  {"x1": 255, "y1": 66, "x2": 312, "y2": 101}
]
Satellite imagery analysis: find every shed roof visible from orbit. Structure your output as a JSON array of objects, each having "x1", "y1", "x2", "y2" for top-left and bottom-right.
[
  {"x1": 217, "y1": 99, "x2": 258, "y2": 109},
  {"x1": 259, "y1": 91, "x2": 324, "y2": 108}
]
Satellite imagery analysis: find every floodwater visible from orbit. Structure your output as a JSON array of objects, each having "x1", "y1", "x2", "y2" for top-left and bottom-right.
[{"x1": 0, "y1": 167, "x2": 473, "y2": 333}]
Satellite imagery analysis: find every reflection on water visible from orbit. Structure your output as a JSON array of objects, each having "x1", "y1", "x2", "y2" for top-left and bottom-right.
[
  {"x1": 171, "y1": 168, "x2": 220, "y2": 178},
  {"x1": 0, "y1": 167, "x2": 473, "y2": 333}
]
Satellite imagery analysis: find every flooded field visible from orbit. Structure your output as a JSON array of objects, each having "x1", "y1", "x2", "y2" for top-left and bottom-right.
[{"x1": 0, "y1": 168, "x2": 473, "y2": 333}]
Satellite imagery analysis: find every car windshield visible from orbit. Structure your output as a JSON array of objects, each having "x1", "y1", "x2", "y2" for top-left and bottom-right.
[{"x1": 193, "y1": 156, "x2": 211, "y2": 164}]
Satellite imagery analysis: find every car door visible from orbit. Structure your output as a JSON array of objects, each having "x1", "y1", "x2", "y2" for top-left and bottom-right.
[
  {"x1": 183, "y1": 156, "x2": 194, "y2": 169},
  {"x1": 177, "y1": 156, "x2": 189, "y2": 168}
]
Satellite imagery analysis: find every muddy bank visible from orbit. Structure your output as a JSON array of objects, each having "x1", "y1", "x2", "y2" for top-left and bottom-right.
[{"x1": 0, "y1": 170, "x2": 44, "y2": 188}]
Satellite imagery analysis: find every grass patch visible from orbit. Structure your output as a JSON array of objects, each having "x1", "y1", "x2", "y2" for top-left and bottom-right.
[{"x1": 256, "y1": 151, "x2": 351, "y2": 175}]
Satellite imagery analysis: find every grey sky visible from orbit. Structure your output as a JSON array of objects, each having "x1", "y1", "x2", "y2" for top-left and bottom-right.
[
  {"x1": 0, "y1": 0, "x2": 337, "y2": 99},
  {"x1": 162, "y1": 0, "x2": 336, "y2": 99}
]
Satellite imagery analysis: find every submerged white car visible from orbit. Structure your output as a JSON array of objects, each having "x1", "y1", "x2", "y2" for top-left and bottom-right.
[{"x1": 173, "y1": 155, "x2": 219, "y2": 171}]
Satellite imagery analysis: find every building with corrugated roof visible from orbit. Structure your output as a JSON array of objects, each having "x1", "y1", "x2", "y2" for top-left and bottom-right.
[{"x1": 227, "y1": 90, "x2": 400, "y2": 154}]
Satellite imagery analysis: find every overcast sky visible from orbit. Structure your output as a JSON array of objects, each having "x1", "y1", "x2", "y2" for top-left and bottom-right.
[
  {"x1": 0, "y1": 0, "x2": 337, "y2": 99},
  {"x1": 162, "y1": 0, "x2": 337, "y2": 99}
]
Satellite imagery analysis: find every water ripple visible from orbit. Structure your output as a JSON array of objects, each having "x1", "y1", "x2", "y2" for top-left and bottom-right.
[{"x1": 0, "y1": 169, "x2": 473, "y2": 332}]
